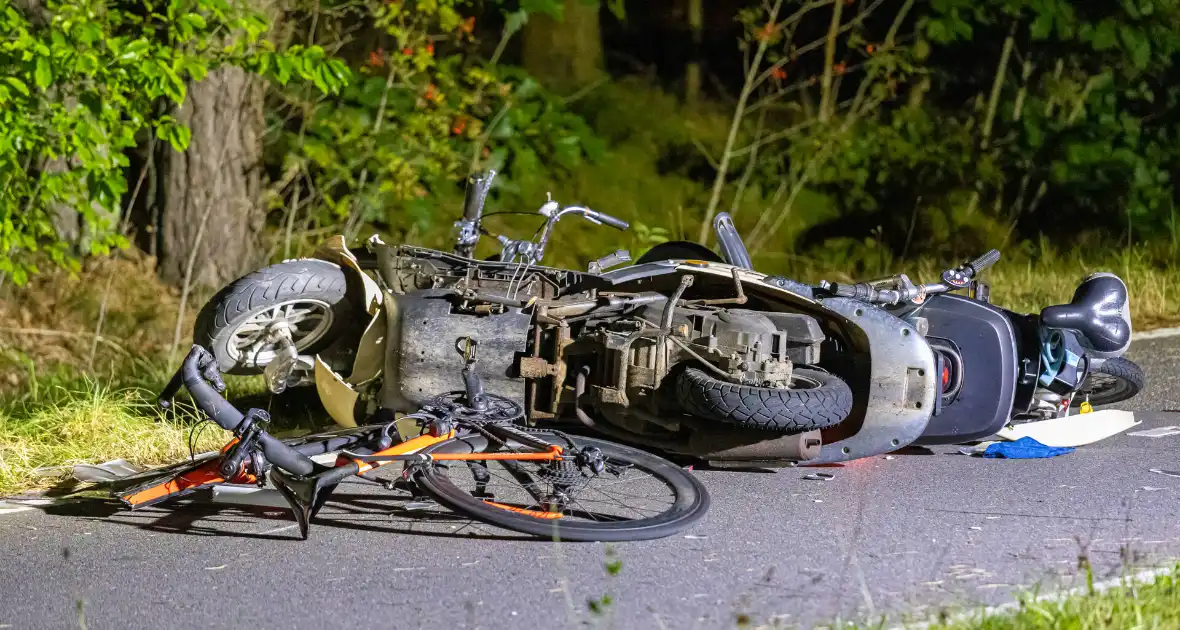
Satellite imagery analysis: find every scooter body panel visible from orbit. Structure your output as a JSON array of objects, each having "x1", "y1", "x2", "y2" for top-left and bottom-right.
[
  {"x1": 912, "y1": 293, "x2": 1019, "y2": 444},
  {"x1": 808, "y1": 298, "x2": 937, "y2": 463}
]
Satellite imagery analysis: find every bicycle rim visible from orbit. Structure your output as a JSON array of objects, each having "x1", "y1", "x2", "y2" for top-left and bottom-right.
[{"x1": 411, "y1": 431, "x2": 710, "y2": 542}]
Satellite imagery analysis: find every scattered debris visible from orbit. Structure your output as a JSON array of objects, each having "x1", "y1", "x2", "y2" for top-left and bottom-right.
[
  {"x1": 205, "y1": 565, "x2": 227, "y2": 571},
  {"x1": 996, "y1": 410, "x2": 1138, "y2": 447},
  {"x1": 1149, "y1": 469, "x2": 1180, "y2": 478},
  {"x1": 959, "y1": 442, "x2": 999, "y2": 456},
  {"x1": 813, "y1": 499, "x2": 824, "y2": 503},
  {"x1": 803, "y1": 472, "x2": 836, "y2": 481},
  {"x1": 405, "y1": 501, "x2": 435, "y2": 511},
  {"x1": 1141, "y1": 487, "x2": 1169, "y2": 491},
  {"x1": 33, "y1": 465, "x2": 73, "y2": 478},
  {"x1": 1129, "y1": 426, "x2": 1180, "y2": 438},
  {"x1": 884, "y1": 455, "x2": 896, "y2": 460},
  {"x1": 211, "y1": 486, "x2": 290, "y2": 510},
  {"x1": 70, "y1": 459, "x2": 146, "y2": 483},
  {"x1": 684, "y1": 534, "x2": 708, "y2": 540},
  {"x1": 979, "y1": 437, "x2": 1074, "y2": 459},
  {"x1": 969, "y1": 526, "x2": 982, "y2": 530}
]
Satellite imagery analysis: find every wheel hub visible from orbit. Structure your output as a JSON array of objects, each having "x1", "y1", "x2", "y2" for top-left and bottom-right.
[{"x1": 227, "y1": 299, "x2": 334, "y2": 365}]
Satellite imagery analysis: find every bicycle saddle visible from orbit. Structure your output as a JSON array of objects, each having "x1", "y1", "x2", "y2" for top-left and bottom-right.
[{"x1": 1040, "y1": 272, "x2": 1131, "y2": 358}]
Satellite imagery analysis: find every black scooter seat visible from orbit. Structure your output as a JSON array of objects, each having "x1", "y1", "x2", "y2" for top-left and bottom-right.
[{"x1": 1040, "y1": 272, "x2": 1131, "y2": 357}]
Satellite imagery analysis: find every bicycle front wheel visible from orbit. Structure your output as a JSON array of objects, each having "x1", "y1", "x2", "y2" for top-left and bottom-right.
[{"x1": 412, "y1": 431, "x2": 710, "y2": 542}]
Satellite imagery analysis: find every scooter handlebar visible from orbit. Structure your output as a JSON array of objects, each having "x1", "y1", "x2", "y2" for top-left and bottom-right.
[
  {"x1": 966, "y1": 249, "x2": 1001, "y2": 276},
  {"x1": 584, "y1": 209, "x2": 630, "y2": 231}
]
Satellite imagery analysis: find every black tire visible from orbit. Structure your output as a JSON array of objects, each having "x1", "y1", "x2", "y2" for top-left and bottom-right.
[
  {"x1": 1073, "y1": 357, "x2": 1145, "y2": 407},
  {"x1": 676, "y1": 366, "x2": 853, "y2": 433},
  {"x1": 412, "y1": 431, "x2": 710, "y2": 542},
  {"x1": 194, "y1": 259, "x2": 358, "y2": 375},
  {"x1": 635, "y1": 241, "x2": 725, "y2": 265}
]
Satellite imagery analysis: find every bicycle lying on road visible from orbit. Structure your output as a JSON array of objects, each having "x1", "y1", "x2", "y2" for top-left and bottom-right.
[{"x1": 111, "y1": 344, "x2": 709, "y2": 541}]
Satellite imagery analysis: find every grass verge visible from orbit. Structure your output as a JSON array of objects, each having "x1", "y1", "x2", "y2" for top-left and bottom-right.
[
  {"x1": 0, "y1": 380, "x2": 228, "y2": 495},
  {"x1": 915, "y1": 567, "x2": 1180, "y2": 630}
]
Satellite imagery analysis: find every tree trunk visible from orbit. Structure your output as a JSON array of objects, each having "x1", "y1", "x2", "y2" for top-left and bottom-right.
[
  {"x1": 522, "y1": 0, "x2": 604, "y2": 92},
  {"x1": 155, "y1": 65, "x2": 268, "y2": 289}
]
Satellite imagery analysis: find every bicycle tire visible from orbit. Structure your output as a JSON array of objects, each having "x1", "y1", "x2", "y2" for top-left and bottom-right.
[{"x1": 412, "y1": 431, "x2": 710, "y2": 542}]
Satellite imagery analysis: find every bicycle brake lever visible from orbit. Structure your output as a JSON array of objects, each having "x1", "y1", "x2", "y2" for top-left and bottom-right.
[{"x1": 197, "y1": 352, "x2": 227, "y2": 393}]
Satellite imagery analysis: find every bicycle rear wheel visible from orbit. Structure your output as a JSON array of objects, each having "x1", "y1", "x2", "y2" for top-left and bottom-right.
[{"x1": 411, "y1": 430, "x2": 710, "y2": 542}]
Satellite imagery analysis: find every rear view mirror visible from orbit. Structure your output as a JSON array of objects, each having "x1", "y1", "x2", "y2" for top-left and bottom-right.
[{"x1": 713, "y1": 213, "x2": 753, "y2": 270}]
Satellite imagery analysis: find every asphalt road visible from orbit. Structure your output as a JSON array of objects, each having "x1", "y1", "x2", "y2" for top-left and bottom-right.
[{"x1": 2, "y1": 337, "x2": 1179, "y2": 630}]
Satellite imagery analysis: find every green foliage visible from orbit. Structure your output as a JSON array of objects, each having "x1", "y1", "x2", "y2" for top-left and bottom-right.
[
  {"x1": 0, "y1": 0, "x2": 347, "y2": 284},
  {"x1": 916, "y1": 0, "x2": 1180, "y2": 241},
  {"x1": 268, "y1": 0, "x2": 606, "y2": 238},
  {"x1": 716, "y1": 0, "x2": 1180, "y2": 256}
]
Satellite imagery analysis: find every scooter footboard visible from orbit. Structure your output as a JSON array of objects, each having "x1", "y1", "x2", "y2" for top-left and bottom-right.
[
  {"x1": 810, "y1": 298, "x2": 937, "y2": 464},
  {"x1": 912, "y1": 294, "x2": 1019, "y2": 444}
]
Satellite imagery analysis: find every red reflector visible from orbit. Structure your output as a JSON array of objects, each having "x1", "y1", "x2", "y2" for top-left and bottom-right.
[{"x1": 941, "y1": 365, "x2": 951, "y2": 389}]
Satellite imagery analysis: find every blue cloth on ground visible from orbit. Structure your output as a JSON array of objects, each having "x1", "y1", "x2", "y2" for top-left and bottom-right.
[{"x1": 982, "y1": 437, "x2": 1074, "y2": 459}]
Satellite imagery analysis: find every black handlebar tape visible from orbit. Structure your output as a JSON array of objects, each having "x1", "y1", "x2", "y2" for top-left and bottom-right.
[
  {"x1": 157, "y1": 366, "x2": 185, "y2": 409},
  {"x1": 590, "y1": 210, "x2": 630, "y2": 231},
  {"x1": 462, "y1": 170, "x2": 497, "y2": 221},
  {"x1": 178, "y1": 346, "x2": 317, "y2": 476},
  {"x1": 258, "y1": 434, "x2": 316, "y2": 476},
  {"x1": 180, "y1": 346, "x2": 246, "y2": 432},
  {"x1": 967, "y1": 249, "x2": 1001, "y2": 275}
]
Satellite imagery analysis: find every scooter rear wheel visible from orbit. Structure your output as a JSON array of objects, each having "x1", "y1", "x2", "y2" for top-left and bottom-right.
[{"x1": 676, "y1": 366, "x2": 853, "y2": 433}]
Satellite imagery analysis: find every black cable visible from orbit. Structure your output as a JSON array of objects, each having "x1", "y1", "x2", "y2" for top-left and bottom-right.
[{"x1": 187, "y1": 419, "x2": 213, "y2": 461}]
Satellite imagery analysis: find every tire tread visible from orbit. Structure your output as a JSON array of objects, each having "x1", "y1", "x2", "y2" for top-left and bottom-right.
[
  {"x1": 193, "y1": 259, "x2": 352, "y2": 374},
  {"x1": 675, "y1": 366, "x2": 853, "y2": 433}
]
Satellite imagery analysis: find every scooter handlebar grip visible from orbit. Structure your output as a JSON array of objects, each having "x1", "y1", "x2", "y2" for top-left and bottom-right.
[
  {"x1": 968, "y1": 249, "x2": 1001, "y2": 275},
  {"x1": 588, "y1": 210, "x2": 629, "y2": 231}
]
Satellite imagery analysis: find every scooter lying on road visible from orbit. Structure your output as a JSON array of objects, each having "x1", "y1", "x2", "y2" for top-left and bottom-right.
[
  {"x1": 189, "y1": 169, "x2": 1142, "y2": 465},
  {"x1": 97, "y1": 171, "x2": 1144, "y2": 538}
]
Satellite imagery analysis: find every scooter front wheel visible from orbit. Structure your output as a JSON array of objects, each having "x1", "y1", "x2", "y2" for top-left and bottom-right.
[{"x1": 194, "y1": 259, "x2": 359, "y2": 375}]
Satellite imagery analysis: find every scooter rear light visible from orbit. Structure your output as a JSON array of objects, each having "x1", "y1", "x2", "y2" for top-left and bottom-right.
[{"x1": 941, "y1": 364, "x2": 951, "y2": 390}]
